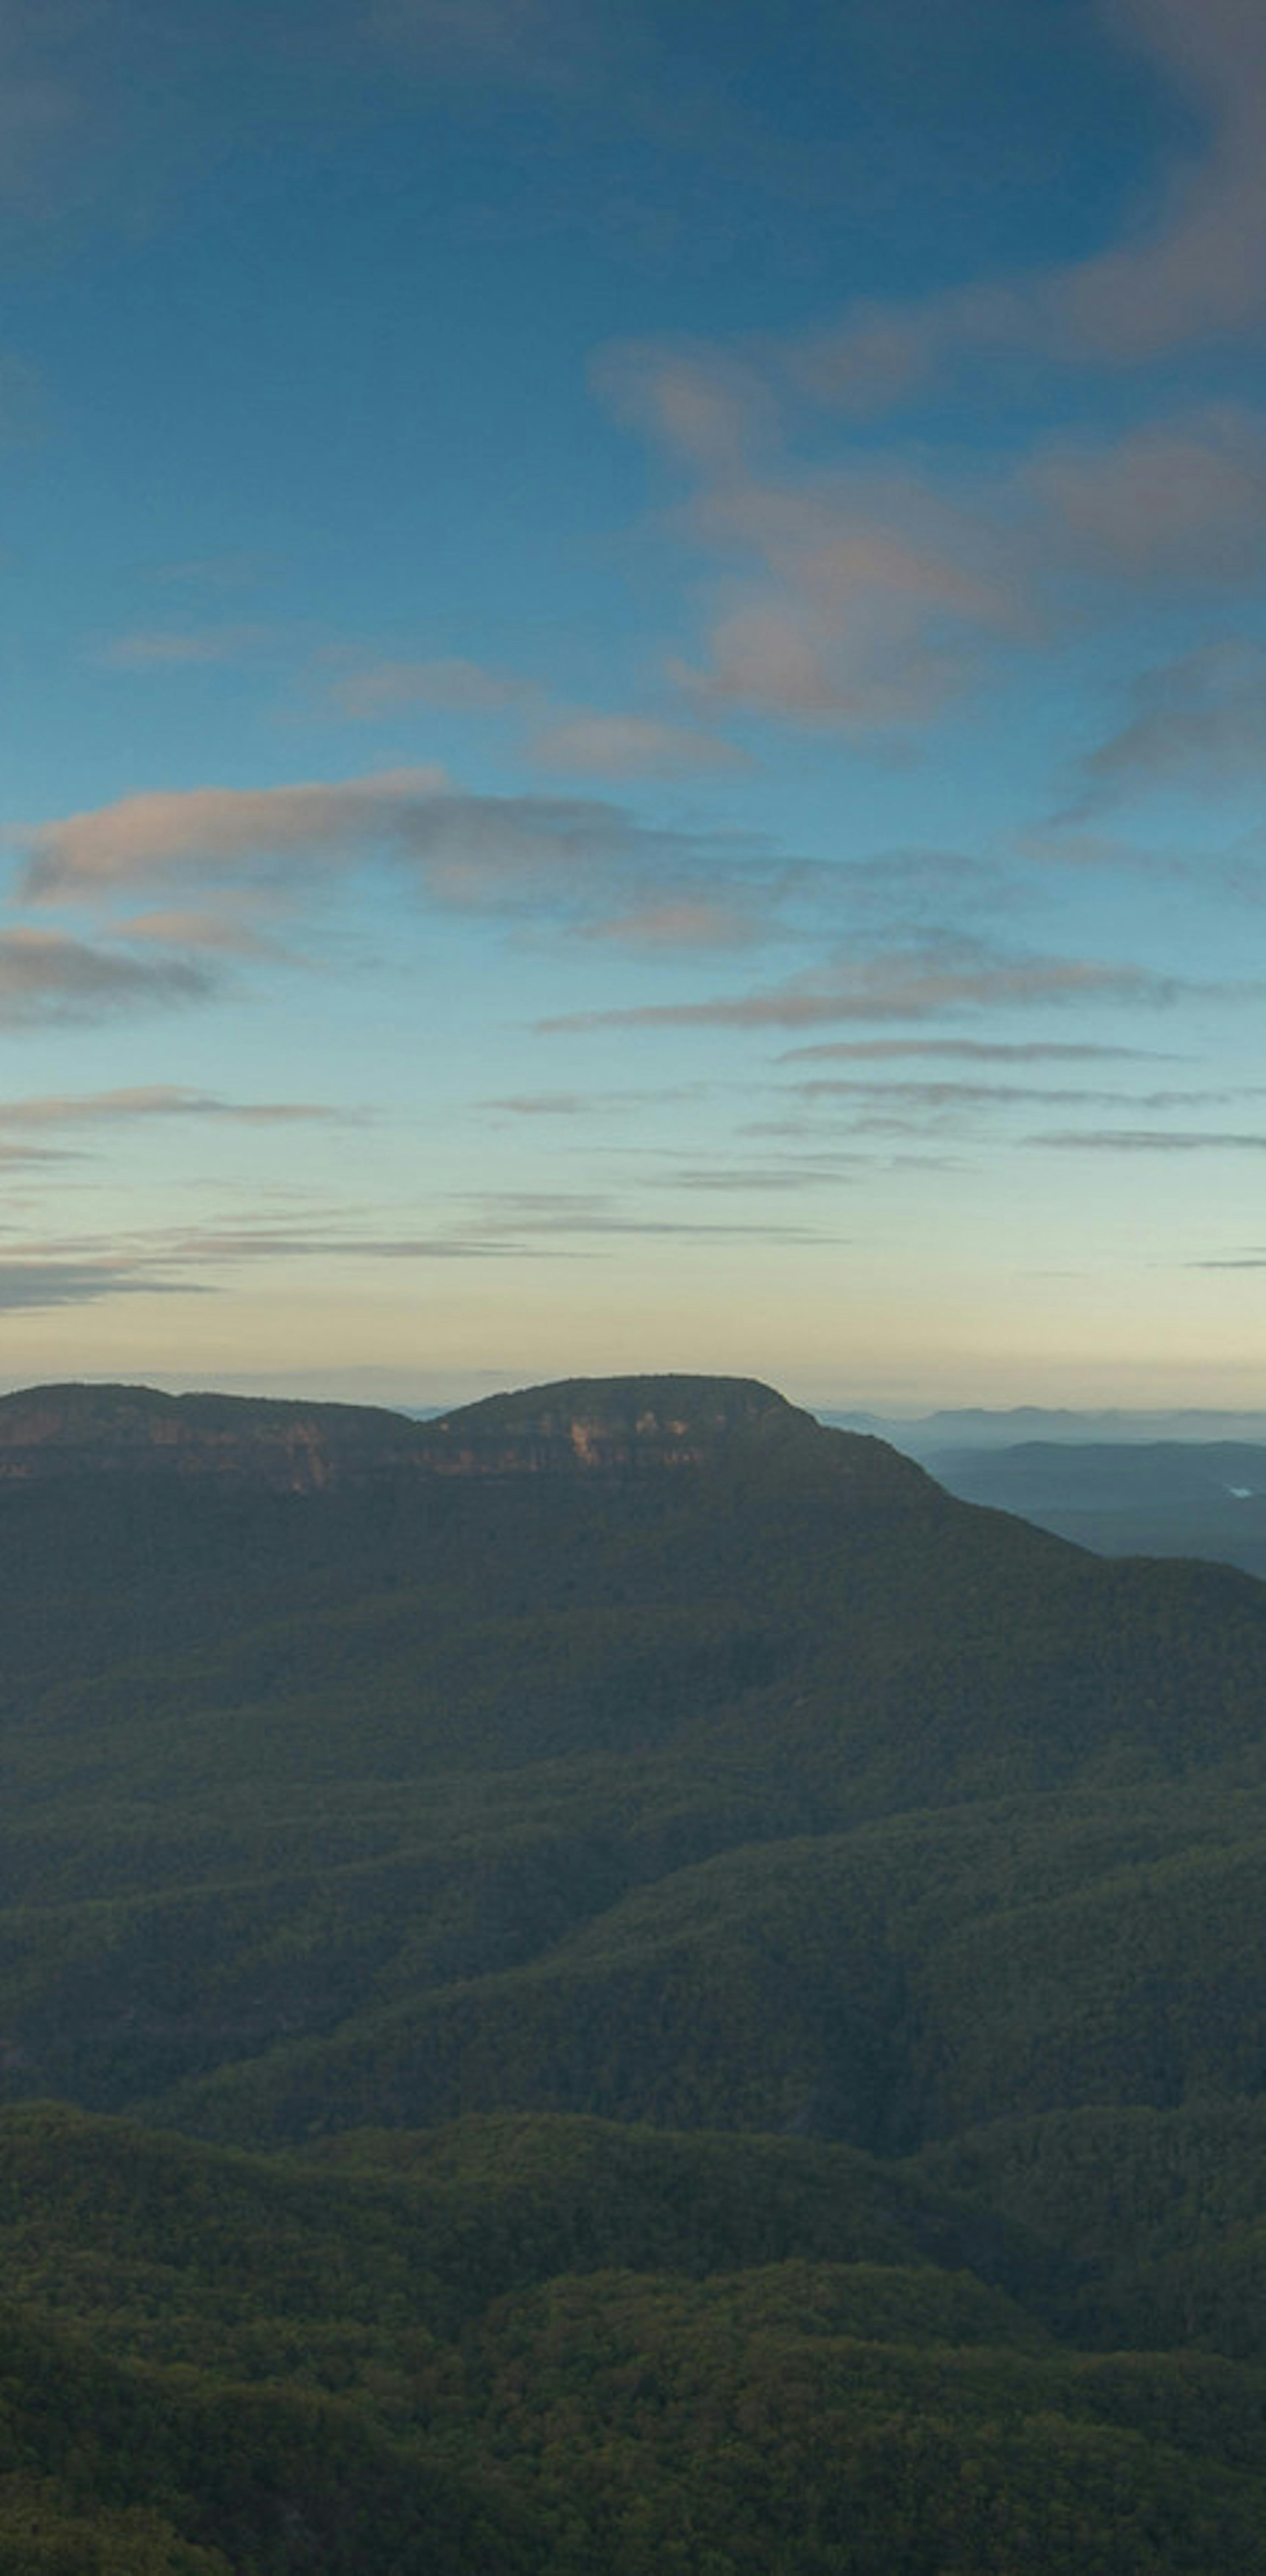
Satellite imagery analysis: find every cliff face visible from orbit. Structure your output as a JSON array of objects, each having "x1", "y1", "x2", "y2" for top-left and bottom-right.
[
  {"x1": 416, "y1": 1375, "x2": 819, "y2": 1477},
  {"x1": 0, "y1": 1386, "x2": 427, "y2": 1492},
  {"x1": 0, "y1": 1375, "x2": 833, "y2": 1491}
]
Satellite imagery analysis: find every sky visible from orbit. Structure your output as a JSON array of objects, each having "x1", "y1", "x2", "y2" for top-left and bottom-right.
[{"x1": 2, "y1": 0, "x2": 1266, "y2": 1411}]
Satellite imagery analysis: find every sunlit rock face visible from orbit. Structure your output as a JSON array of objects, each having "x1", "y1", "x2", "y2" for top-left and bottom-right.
[
  {"x1": 417, "y1": 1375, "x2": 813, "y2": 1475},
  {"x1": 0, "y1": 1384, "x2": 424, "y2": 1491},
  {"x1": 0, "y1": 1372, "x2": 926, "y2": 1501}
]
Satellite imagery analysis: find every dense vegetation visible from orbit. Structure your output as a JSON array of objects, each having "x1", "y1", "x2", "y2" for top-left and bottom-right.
[{"x1": 1, "y1": 1376, "x2": 1265, "y2": 2569}]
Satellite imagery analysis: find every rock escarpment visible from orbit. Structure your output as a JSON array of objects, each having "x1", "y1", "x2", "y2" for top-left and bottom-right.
[{"x1": 0, "y1": 1373, "x2": 866, "y2": 1491}]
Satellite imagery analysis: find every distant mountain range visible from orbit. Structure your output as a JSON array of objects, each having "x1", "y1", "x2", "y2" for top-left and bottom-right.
[
  {"x1": 825, "y1": 1402, "x2": 1266, "y2": 1450},
  {"x1": 819, "y1": 1403, "x2": 1266, "y2": 1578},
  {"x1": 2, "y1": 1371, "x2": 1265, "y2": 2570}
]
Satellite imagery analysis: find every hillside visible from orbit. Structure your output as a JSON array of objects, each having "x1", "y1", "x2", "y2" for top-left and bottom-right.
[{"x1": 1, "y1": 1373, "x2": 1265, "y2": 2569}]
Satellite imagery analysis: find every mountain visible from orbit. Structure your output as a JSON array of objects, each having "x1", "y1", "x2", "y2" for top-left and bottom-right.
[
  {"x1": 0, "y1": 1372, "x2": 1263, "y2": 2135},
  {"x1": 0, "y1": 1380, "x2": 428, "y2": 1488},
  {"x1": 917, "y1": 1437, "x2": 1266, "y2": 1580},
  {"x1": 2, "y1": 1372, "x2": 1266, "y2": 2569},
  {"x1": 824, "y1": 1403, "x2": 1266, "y2": 1451},
  {"x1": 0, "y1": 1371, "x2": 817, "y2": 1487}
]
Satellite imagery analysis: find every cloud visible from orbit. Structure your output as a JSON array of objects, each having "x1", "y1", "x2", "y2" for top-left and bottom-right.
[
  {"x1": 0, "y1": 1086, "x2": 349, "y2": 1131},
  {"x1": 393, "y1": 792, "x2": 764, "y2": 916},
  {"x1": 654, "y1": 1162, "x2": 862, "y2": 1194},
  {"x1": 661, "y1": 466, "x2": 1024, "y2": 728},
  {"x1": 477, "y1": 1092, "x2": 598, "y2": 1116},
  {"x1": 117, "y1": 907, "x2": 284, "y2": 954},
  {"x1": 604, "y1": 349, "x2": 1266, "y2": 742},
  {"x1": 324, "y1": 654, "x2": 747, "y2": 784},
  {"x1": 1065, "y1": 640, "x2": 1266, "y2": 814},
  {"x1": 1015, "y1": 828, "x2": 1168, "y2": 872},
  {"x1": 451, "y1": 1187, "x2": 833, "y2": 1241},
  {"x1": 167, "y1": 1195, "x2": 835, "y2": 1255},
  {"x1": 584, "y1": 12, "x2": 1266, "y2": 750},
  {"x1": 161, "y1": 1227, "x2": 525, "y2": 1263},
  {"x1": 777, "y1": 1038, "x2": 1182, "y2": 1063},
  {"x1": 476, "y1": 1088, "x2": 698, "y2": 1115},
  {"x1": 526, "y1": 710, "x2": 749, "y2": 778},
  {"x1": 784, "y1": 1078, "x2": 1234, "y2": 1112},
  {"x1": 738, "y1": 1119, "x2": 957, "y2": 1169},
  {"x1": 793, "y1": 0, "x2": 1266, "y2": 400},
  {"x1": 0, "y1": 1257, "x2": 199, "y2": 1310},
  {"x1": 328, "y1": 658, "x2": 530, "y2": 718},
  {"x1": 0, "y1": 931, "x2": 210, "y2": 1022},
  {"x1": 1049, "y1": 0, "x2": 1266, "y2": 360},
  {"x1": 1031, "y1": 1127, "x2": 1266, "y2": 1151},
  {"x1": 15, "y1": 775, "x2": 783, "y2": 950},
  {"x1": 593, "y1": 342, "x2": 776, "y2": 474},
  {"x1": 16, "y1": 767, "x2": 448, "y2": 904},
  {"x1": 540, "y1": 940, "x2": 1191, "y2": 1032},
  {"x1": 577, "y1": 897, "x2": 769, "y2": 952},
  {"x1": 1025, "y1": 407, "x2": 1266, "y2": 582}
]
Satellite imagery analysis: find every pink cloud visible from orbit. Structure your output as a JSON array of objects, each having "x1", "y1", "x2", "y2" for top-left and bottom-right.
[
  {"x1": 17, "y1": 768, "x2": 448, "y2": 903},
  {"x1": 527, "y1": 710, "x2": 749, "y2": 777}
]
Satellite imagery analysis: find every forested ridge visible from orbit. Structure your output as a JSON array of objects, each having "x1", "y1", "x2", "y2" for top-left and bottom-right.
[{"x1": 1, "y1": 1376, "x2": 1265, "y2": 2571}]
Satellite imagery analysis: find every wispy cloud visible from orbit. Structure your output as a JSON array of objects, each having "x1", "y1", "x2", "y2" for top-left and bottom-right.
[
  {"x1": 1060, "y1": 639, "x2": 1266, "y2": 818},
  {"x1": 393, "y1": 792, "x2": 768, "y2": 919},
  {"x1": 0, "y1": 931, "x2": 211, "y2": 1023},
  {"x1": 576, "y1": 897, "x2": 769, "y2": 952},
  {"x1": 526, "y1": 709, "x2": 749, "y2": 777},
  {"x1": 784, "y1": 1078, "x2": 1238, "y2": 1113},
  {"x1": 653, "y1": 1161, "x2": 861, "y2": 1194},
  {"x1": 159, "y1": 1226, "x2": 525, "y2": 1263},
  {"x1": 451, "y1": 1186, "x2": 834, "y2": 1241},
  {"x1": 14, "y1": 769, "x2": 1162, "y2": 988},
  {"x1": 793, "y1": 0, "x2": 1266, "y2": 400},
  {"x1": 14, "y1": 776, "x2": 783, "y2": 954},
  {"x1": 1025, "y1": 406, "x2": 1266, "y2": 583},
  {"x1": 0, "y1": 1259, "x2": 198, "y2": 1309},
  {"x1": 777, "y1": 1038, "x2": 1183, "y2": 1064},
  {"x1": 116, "y1": 907, "x2": 284, "y2": 955},
  {"x1": 601, "y1": 364, "x2": 1266, "y2": 739},
  {"x1": 1015, "y1": 828, "x2": 1169, "y2": 873},
  {"x1": 16, "y1": 768, "x2": 448, "y2": 904},
  {"x1": 540, "y1": 940, "x2": 1192, "y2": 1033},
  {"x1": 664, "y1": 463, "x2": 1024, "y2": 728},
  {"x1": 0, "y1": 1086, "x2": 351, "y2": 1131},
  {"x1": 1031, "y1": 1128, "x2": 1266, "y2": 1151},
  {"x1": 477, "y1": 1088, "x2": 698, "y2": 1115}
]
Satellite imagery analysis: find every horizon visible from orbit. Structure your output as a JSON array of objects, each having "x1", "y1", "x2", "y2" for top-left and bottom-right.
[{"x1": 5, "y1": 0, "x2": 1266, "y2": 1405}]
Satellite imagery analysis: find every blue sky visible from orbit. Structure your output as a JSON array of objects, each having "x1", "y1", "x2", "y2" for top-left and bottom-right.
[{"x1": 2, "y1": 0, "x2": 1266, "y2": 1408}]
